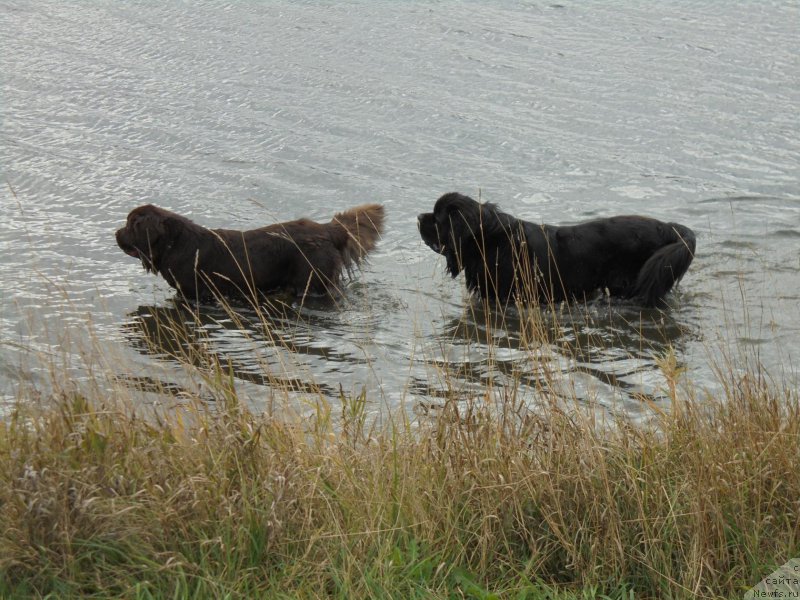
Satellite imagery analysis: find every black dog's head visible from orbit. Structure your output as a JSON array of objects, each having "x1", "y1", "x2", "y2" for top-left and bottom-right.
[
  {"x1": 418, "y1": 192, "x2": 504, "y2": 277},
  {"x1": 116, "y1": 204, "x2": 184, "y2": 273}
]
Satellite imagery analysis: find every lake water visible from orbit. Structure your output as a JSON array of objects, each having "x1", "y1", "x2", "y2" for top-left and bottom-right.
[{"x1": 2, "y1": 1, "x2": 798, "y2": 419}]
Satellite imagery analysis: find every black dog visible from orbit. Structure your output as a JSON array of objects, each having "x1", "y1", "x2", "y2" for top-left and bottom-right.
[
  {"x1": 116, "y1": 203, "x2": 384, "y2": 301},
  {"x1": 418, "y1": 192, "x2": 695, "y2": 307}
]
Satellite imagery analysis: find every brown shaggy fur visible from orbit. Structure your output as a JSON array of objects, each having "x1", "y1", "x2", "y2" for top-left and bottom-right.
[{"x1": 116, "y1": 203, "x2": 384, "y2": 301}]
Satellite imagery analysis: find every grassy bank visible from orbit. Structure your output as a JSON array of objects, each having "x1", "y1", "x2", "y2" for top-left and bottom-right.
[{"x1": 1, "y1": 298, "x2": 799, "y2": 599}]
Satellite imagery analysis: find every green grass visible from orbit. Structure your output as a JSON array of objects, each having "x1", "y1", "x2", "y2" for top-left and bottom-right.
[{"x1": 0, "y1": 287, "x2": 798, "y2": 599}]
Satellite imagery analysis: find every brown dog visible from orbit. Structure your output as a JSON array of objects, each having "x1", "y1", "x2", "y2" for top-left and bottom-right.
[{"x1": 116, "y1": 203, "x2": 384, "y2": 301}]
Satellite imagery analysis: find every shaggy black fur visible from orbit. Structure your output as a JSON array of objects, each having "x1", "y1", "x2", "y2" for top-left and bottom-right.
[{"x1": 418, "y1": 192, "x2": 695, "y2": 307}]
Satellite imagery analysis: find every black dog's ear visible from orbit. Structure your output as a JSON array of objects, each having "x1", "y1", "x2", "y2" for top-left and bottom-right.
[
  {"x1": 444, "y1": 248, "x2": 461, "y2": 278},
  {"x1": 476, "y1": 202, "x2": 505, "y2": 237},
  {"x1": 447, "y1": 201, "x2": 503, "y2": 243},
  {"x1": 443, "y1": 202, "x2": 475, "y2": 244},
  {"x1": 439, "y1": 201, "x2": 481, "y2": 277}
]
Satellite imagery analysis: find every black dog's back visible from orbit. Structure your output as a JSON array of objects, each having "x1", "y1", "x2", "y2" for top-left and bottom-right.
[{"x1": 546, "y1": 216, "x2": 696, "y2": 306}]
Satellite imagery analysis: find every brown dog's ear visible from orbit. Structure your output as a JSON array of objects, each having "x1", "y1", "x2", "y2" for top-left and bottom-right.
[
  {"x1": 133, "y1": 210, "x2": 183, "y2": 242},
  {"x1": 161, "y1": 216, "x2": 182, "y2": 239},
  {"x1": 131, "y1": 210, "x2": 164, "y2": 237},
  {"x1": 130, "y1": 209, "x2": 178, "y2": 265}
]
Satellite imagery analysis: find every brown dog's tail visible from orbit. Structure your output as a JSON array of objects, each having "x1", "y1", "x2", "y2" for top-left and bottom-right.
[{"x1": 331, "y1": 204, "x2": 385, "y2": 272}]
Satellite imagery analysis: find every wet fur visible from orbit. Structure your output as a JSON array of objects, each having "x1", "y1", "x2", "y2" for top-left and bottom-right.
[
  {"x1": 418, "y1": 192, "x2": 695, "y2": 307},
  {"x1": 116, "y1": 203, "x2": 384, "y2": 300}
]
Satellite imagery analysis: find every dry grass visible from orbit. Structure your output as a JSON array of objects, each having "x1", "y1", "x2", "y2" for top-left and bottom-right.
[
  {"x1": 1, "y1": 291, "x2": 798, "y2": 600},
  {"x1": 1, "y1": 232, "x2": 798, "y2": 599}
]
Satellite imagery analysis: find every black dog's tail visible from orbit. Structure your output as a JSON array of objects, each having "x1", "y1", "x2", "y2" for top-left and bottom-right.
[{"x1": 632, "y1": 224, "x2": 696, "y2": 307}]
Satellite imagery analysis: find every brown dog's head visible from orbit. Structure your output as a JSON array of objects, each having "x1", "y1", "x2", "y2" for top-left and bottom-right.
[
  {"x1": 418, "y1": 192, "x2": 503, "y2": 277},
  {"x1": 116, "y1": 204, "x2": 182, "y2": 273}
]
